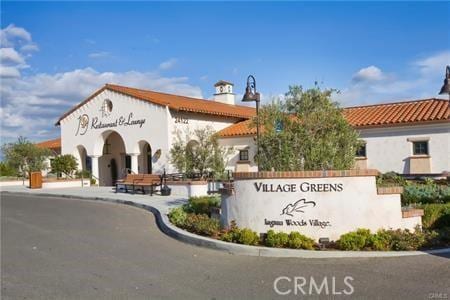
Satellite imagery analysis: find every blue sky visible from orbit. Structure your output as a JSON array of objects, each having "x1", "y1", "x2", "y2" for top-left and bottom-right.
[{"x1": 1, "y1": 1, "x2": 449, "y2": 143}]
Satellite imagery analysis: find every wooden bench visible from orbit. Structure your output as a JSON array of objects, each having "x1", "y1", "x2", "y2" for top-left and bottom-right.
[
  {"x1": 133, "y1": 174, "x2": 162, "y2": 196},
  {"x1": 115, "y1": 174, "x2": 144, "y2": 194}
]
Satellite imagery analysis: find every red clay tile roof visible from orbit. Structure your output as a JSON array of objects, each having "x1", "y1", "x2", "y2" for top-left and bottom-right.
[
  {"x1": 217, "y1": 119, "x2": 256, "y2": 137},
  {"x1": 343, "y1": 98, "x2": 449, "y2": 127},
  {"x1": 218, "y1": 98, "x2": 450, "y2": 137},
  {"x1": 56, "y1": 84, "x2": 255, "y2": 125},
  {"x1": 36, "y1": 138, "x2": 61, "y2": 150},
  {"x1": 214, "y1": 80, "x2": 234, "y2": 87}
]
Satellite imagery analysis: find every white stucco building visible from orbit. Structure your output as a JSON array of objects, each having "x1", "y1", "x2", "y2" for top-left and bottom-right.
[
  {"x1": 218, "y1": 98, "x2": 450, "y2": 175},
  {"x1": 37, "y1": 81, "x2": 449, "y2": 186}
]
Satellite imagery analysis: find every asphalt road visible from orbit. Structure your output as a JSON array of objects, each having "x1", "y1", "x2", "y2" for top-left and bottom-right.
[{"x1": 1, "y1": 193, "x2": 449, "y2": 300}]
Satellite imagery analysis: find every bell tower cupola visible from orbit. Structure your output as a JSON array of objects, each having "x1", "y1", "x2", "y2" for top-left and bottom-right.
[{"x1": 213, "y1": 80, "x2": 235, "y2": 105}]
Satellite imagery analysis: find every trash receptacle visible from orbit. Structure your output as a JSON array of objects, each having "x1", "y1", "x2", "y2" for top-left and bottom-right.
[
  {"x1": 29, "y1": 172, "x2": 43, "y2": 189},
  {"x1": 161, "y1": 185, "x2": 171, "y2": 196}
]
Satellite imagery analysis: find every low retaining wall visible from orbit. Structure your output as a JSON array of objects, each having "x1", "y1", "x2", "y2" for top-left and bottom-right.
[
  {"x1": 41, "y1": 178, "x2": 91, "y2": 189},
  {"x1": 166, "y1": 181, "x2": 208, "y2": 198},
  {"x1": 1, "y1": 178, "x2": 91, "y2": 189},
  {"x1": 221, "y1": 170, "x2": 422, "y2": 241},
  {"x1": 0, "y1": 180, "x2": 26, "y2": 187}
]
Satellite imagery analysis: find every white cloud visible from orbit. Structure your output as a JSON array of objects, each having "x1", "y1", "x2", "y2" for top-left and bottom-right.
[
  {"x1": 0, "y1": 47, "x2": 26, "y2": 65},
  {"x1": 1, "y1": 67, "x2": 203, "y2": 143},
  {"x1": 0, "y1": 24, "x2": 36, "y2": 79},
  {"x1": 414, "y1": 50, "x2": 450, "y2": 76},
  {"x1": 352, "y1": 65, "x2": 385, "y2": 83},
  {"x1": 20, "y1": 43, "x2": 39, "y2": 52},
  {"x1": 159, "y1": 58, "x2": 177, "y2": 70},
  {"x1": 0, "y1": 24, "x2": 31, "y2": 47},
  {"x1": 88, "y1": 51, "x2": 111, "y2": 59},
  {"x1": 0, "y1": 66, "x2": 20, "y2": 78},
  {"x1": 336, "y1": 51, "x2": 450, "y2": 106},
  {"x1": 0, "y1": 25, "x2": 203, "y2": 143}
]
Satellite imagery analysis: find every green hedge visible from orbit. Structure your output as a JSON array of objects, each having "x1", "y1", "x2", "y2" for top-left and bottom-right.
[
  {"x1": 168, "y1": 207, "x2": 187, "y2": 227},
  {"x1": 337, "y1": 228, "x2": 430, "y2": 251},
  {"x1": 0, "y1": 162, "x2": 17, "y2": 177},
  {"x1": 265, "y1": 230, "x2": 315, "y2": 250},
  {"x1": 220, "y1": 221, "x2": 259, "y2": 245},
  {"x1": 183, "y1": 195, "x2": 221, "y2": 216},
  {"x1": 420, "y1": 203, "x2": 450, "y2": 229},
  {"x1": 168, "y1": 207, "x2": 220, "y2": 237}
]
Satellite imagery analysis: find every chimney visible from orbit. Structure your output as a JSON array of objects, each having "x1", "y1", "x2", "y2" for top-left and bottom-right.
[{"x1": 213, "y1": 80, "x2": 235, "y2": 105}]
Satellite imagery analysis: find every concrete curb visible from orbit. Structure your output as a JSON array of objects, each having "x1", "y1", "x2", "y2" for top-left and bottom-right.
[{"x1": 3, "y1": 191, "x2": 450, "y2": 258}]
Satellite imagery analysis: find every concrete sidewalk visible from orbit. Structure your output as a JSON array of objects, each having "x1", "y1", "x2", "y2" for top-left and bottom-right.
[
  {"x1": 0, "y1": 185, "x2": 187, "y2": 215},
  {"x1": 2, "y1": 185, "x2": 450, "y2": 258}
]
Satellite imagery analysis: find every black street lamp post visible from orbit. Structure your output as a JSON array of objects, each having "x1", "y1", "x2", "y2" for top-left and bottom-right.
[
  {"x1": 439, "y1": 65, "x2": 450, "y2": 102},
  {"x1": 242, "y1": 75, "x2": 261, "y2": 171}
]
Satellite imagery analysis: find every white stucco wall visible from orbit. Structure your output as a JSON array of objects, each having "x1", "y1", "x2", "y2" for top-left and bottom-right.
[
  {"x1": 219, "y1": 136, "x2": 258, "y2": 172},
  {"x1": 59, "y1": 88, "x2": 246, "y2": 184},
  {"x1": 221, "y1": 176, "x2": 420, "y2": 241},
  {"x1": 219, "y1": 123, "x2": 450, "y2": 174},
  {"x1": 60, "y1": 89, "x2": 171, "y2": 182},
  {"x1": 358, "y1": 123, "x2": 450, "y2": 174},
  {"x1": 166, "y1": 110, "x2": 241, "y2": 173}
]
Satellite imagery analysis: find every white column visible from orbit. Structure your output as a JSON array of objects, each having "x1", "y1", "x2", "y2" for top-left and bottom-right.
[
  {"x1": 130, "y1": 153, "x2": 139, "y2": 174},
  {"x1": 90, "y1": 155, "x2": 100, "y2": 183}
]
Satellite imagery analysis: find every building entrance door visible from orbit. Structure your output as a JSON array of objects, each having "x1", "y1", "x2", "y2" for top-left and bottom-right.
[
  {"x1": 110, "y1": 158, "x2": 118, "y2": 184},
  {"x1": 146, "y1": 144, "x2": 152, "y2": 174}
]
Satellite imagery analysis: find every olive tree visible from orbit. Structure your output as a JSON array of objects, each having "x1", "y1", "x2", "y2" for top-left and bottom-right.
[
  {"x1": 51, "y1": 154, "x2": 78, "y2": 178},
  {"x1": 1, "y1": 137, "x2": 51, "y2": 178},
  {"x1": 170, "y1": 126, "x2": 232, "y2": 178},
  {"x1": 254, "y1": 85, "x2": 361, "y2": 171}
]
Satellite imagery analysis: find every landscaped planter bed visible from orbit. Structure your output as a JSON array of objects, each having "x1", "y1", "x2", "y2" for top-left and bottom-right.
[{"x1": 168, "y1": 195, "x2": 450, "y2": 252}]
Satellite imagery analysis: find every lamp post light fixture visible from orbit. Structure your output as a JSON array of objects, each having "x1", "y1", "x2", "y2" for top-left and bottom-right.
[
  {"x1": 439, "y1": 65, "x2": 450, "y2": 102},
  {"x1": 242, "y1": 75, "x2": 261, "y2": 171}
]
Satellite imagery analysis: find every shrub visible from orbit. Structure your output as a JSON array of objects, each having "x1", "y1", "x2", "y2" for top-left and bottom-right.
[
  {"x1": 432, "y1": 227, "x2": 450, "y2": 245},
  {"x1": 287, "y1": 232, "x2": 315, "y2": 250},
  {"x1": 220, "y1": 231, "x2": 234, "y2": 243},
  {"x1": 265, "y1": 230, "x2": 289, "y2": 248},
  {"x1": 0, "y1": 162, "x2": 17, "y2": 177},
  {"x1": 51, "y1": 154, "x2": 78, "y2": 177},
  {"x1": 185, "y1": 195, "x2": 221, "y2": 215},
  {"x1": 376, "y1": 171, "x2": 407, "y2": 187},
  {"x1": 219, "y1": 222, "x2": 260, "y2": 245},
  {"x1": 220, "y1": 220, "x2": 240, "y2": 242},
  {"x1": 338, "y1": 228, "x2": 428, "y2": 251},
  {"x1": 387, "y1": 228, "x2": 426, "y2": 251},
  {"x1": 183, "y1": 213, "x2": 220, "y2": 237},
  {"x1": 236, "y1": 228, "x2": 260, "y2": 245},
  {"x1": 420, "y1": 203, "x2": 450, "y2": 229},
  {"x1": 402, "y1": 184, "x2": 450, "y2": 205},
  {"x1": 168, "y1": 207, "x2": 187, "y2": 227},
  {"x1": 369, "y1": 230, "x2": 393, "y2": 251},
  {"x1": 337, "y1": 229, "x2": 372, "y2": 251},
  {"x1": 75, "y1": 169, "x2": 92, "y2": 179}
]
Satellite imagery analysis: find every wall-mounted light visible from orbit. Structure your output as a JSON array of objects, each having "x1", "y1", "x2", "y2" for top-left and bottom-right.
[{"x1": 154, "y1": 149, "x2": 162, "y2": 160}]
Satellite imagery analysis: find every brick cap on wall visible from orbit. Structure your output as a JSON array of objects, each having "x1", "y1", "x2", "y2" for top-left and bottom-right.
[
  {"x1": 402, "y1": 208, "x2": 424, "y2": 218},
  {"x1": 233, "y1": 169, "x2": 380, "y2": 180},
  {"x1": 377, "y1": 186, "x2": 404, "y2": 195}
]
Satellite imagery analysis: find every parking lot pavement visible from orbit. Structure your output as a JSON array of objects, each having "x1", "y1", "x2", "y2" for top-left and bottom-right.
[{"x1": 2, "y1": 193, "x2": 449, "y2": 300}]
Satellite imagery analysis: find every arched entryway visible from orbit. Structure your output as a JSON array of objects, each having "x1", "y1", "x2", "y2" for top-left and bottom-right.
[
  {"x1": 73, "y1": 145, "x2": 91, "y2": 173},
  {"x1": 98, "y1": 131, "x2": 126, "y2": 186},
  {"x1": 138, "y1": 140, "x2": 152, "y2": 174}
]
